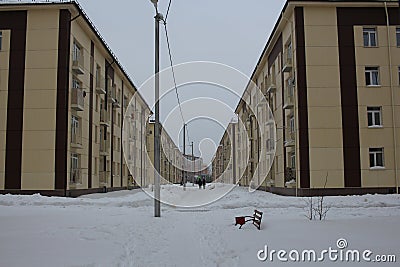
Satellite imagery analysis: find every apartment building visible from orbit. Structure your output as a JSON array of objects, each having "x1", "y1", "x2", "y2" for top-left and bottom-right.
[
  {"x1": 215, "y1": 0, "x2": 400, "y2": 196},
  {"x1": 212, "y1": 123, "x2": 233, "y2": 184},
  {"x1": 146, "y1": 121, "x2": 183, "y2": 186},
  {"x1": 0, "y1": 1, "x2": 151, "y2": 196}
]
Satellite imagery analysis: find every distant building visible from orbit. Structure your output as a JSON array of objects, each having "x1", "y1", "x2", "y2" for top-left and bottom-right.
[{"x1": 146, "y1": 121, "x2": 183, "y2": 185}]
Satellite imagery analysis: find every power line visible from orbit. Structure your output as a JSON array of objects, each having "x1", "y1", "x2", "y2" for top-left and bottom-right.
[
  {"x1": 162, "y1": 0, "x2": 192, "y2": 149},
  {"x1": 163, "y1": 24, "x2": 186, "y2": 126},
  {"x1": 165, "y1": 0, "x2": 172, "y2": 22}
]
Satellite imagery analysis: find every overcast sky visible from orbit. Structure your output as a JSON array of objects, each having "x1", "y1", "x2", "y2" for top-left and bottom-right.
[{"x1": 78, "y1": 0, "x2": 286, "y2": 164}]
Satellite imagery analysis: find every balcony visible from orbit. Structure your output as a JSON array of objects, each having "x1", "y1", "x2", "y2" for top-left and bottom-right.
[
  {"x1": 100, "y1": 109, "x2": 110, "y2": 126},
  {"x1": 96, "y1": 76, "x2": 106, "y2": 94},
  {"x1": 283, "y1": 80, "x2": 295, "y2": 109},
  {"x1": 72, "y1": 53, "x2": 84, "y2": 75},
  {"x1": 71, "y1": 127, "x2": 82, "y2": 149},
  {"x1": 70, "y1": 168, "x2": 82, "y2": 184},
  {"x1": 266, "y1": 75, "x2": 276, "y2": 94},
  {"x1": 71, "y1": 87, "x2": 84, "y2": 111},
  {"x1": 106, "y1": 84, "x2": 121, "y2": 108},
  {"x1": 100, "y1": 139, "x2": 110, "y2": 156},
  {"x1": 266, "y1": 138, "x2": 275, "y2": 154},
  {"x1": 99, "y1": 171, "x2": 109, "y2": 185},
  {"x1": 282, "y1": 51, "x2": 293, "y2": 73},
  {"x1": 284, "y1": 131, "x2": 295, "y2": 147}
]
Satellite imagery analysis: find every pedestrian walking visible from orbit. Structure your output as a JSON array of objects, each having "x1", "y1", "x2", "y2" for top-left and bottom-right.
[
  {"x1": 198, "y1": 177, "x2": 202, "y2": 189},
  {"x1": 202, "y1": 177, "x2": 206, "y2": 189}
]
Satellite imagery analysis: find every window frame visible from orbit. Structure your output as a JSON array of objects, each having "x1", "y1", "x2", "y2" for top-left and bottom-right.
[
  {"x1": 398, "y1": 66, "x2": 400, "y2": 86},
  {"x1": 289, "y1": 115, "x2": 295, "y2": 133},
  {"x1": 70, "y1": 153, "x2": 80, "y2": 183},
  {"x1": 369, "y1": 147, "x2": 385, "y2": 169},
  {"x1": 72, "y1": 76, "x2": 81, "y2": 89},
  {"x1": 72, "y1": 40, "x2": 82, "y2": 62},
  {"x1": 290, "y1": 153, "x2": 296, "y2": 169},
  {"x1": 365, "y1": 66, "x2": 380, "y2": 86},
  {"x1": 363, "y1": 27, "x2": 377, "y2": 47},
  {"x1": 367, "y1": 106, "x2": 382, "y2": 127}
]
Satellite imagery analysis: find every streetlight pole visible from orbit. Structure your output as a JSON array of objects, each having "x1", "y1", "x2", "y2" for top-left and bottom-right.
[
  {"x1": 191, "y1": 141, "x2": 194, "y2": 184},
  {"x1": 182, "y1": 123, "x2": 186, "y2": 190},
  {"x1": 150, "y1": 0, "x2": 162, "y2": 217}
]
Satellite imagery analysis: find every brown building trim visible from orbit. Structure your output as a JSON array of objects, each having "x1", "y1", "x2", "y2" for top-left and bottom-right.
[
  {"x1": 336, "y1": 7, "x2": 399, "y2": 188},
  {"x1": 88, "y1": 41, "x2": 94, "y2": 188},
  {"x1": 0, "y1": 11, "x2": 27, "y2": 190},
  {"x1": 259, "y1": 186, "x2": 398, "y2": 197},
  {"x1": 295, "y1": 7, "x2": 310, "y2": 189},
  {"x1": 120, "y1": 80, "x2": 124, "y2": 186},
  {"x1": 0, "y1": 186, "x2": 137, "y2": 198},
  {"x1": 267, "y1": 34, "x2": 282, "y2": 71},
  {"x1": 55, "y1": 9, "x2": 71, "y2": 193},
  {"x1": 106, "y1": 60, "x2": 115, "y2": 187}
]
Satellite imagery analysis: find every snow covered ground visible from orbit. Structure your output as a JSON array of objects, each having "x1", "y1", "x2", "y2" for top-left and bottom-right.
[{"x1": 0, "y1": 184, "x2": 399, "y2": 266}]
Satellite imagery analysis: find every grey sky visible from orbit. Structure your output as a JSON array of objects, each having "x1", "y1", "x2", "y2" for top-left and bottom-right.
[{"x1": 78, "y1": 0, "x2": 286, "y2": 163}]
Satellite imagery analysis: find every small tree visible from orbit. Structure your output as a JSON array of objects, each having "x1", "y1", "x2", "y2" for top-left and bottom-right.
[
  {"x1": 313, "y1": 173, "x2": 330, "y2": 220},
  {"x1": 304, "y1": 172, "x2": 330, "y2": 221},
  {"x1": 303, "y1": 197, "x2": 315, "y2": 220}
]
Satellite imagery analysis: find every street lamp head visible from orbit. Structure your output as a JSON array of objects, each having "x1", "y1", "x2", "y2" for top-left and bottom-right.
[{"x1": 150, "y1": 0, "x2": 158, "y2": 10}]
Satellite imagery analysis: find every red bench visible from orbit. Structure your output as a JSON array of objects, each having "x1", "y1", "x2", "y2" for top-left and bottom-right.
[{"x1": 235, "y1": 210, "x2": 263, "y2": 230}]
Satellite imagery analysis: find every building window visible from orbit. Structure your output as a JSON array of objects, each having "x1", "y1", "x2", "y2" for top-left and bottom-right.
[
  {"x1": 96, "y1": 64, "x2": 101, "y2": 85},
  {"x1": 71, "y1": 115, "x2": 81, "y2": 145},
  {"x1": 369, "y1": 148, "x2": 384, "y2": 168},
  {"x1": 72, "y1": 41, "x2": 82, "y2": 62},
  {"x1": 95, "y1": 94, "x2": 99, "y2": 112},
  {"x1": 72, "y1": 76, "x2": 81, "y2": 89},
  {"x1": 94, "y1": 158, "x2": 98, "y2": 175},
  {"x1": 70, "y1": 153, "x2": 80, "y2": 183},
  {"x1": 0, "y1": 31, "x2": 2, "y2": 50},
  {"x1": 398, "y1": 67, "x2": 400, "y2": 85},
  {"x1": 289, "y1": 116, "x2": 295, "y2": 133},
  {"x1": 365, "y1": 67, "x2": 380, "y2": 86},
  {"x1": 367, "y1": 107, "x2": 382, "y2": 127},
  {"x1": 397, "y1": 28, "x2": 400, "y2": 47},
  {"x1": 363, "y1": 27, "x2": 377, "y2": 47},
  {"x1": 290, "y1": 153, "x2": 296, "y2": 169},
  {"x1": 95, "y1": 126, "x2": 98, "y2": 143}
]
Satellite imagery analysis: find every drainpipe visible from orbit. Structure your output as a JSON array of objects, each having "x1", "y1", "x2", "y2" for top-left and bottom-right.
[{"x1": 384, "y1": 2, "x2": 399, "y2": 194}]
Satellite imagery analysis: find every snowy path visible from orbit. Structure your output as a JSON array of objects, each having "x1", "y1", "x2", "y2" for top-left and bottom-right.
[{"x1": 0, "y1": 185, "x2": 400, "y2": 266}]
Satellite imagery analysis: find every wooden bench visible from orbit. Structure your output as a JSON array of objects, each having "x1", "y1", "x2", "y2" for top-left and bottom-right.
[{"x1": 235, "y1": 210, "x2": 263, "y2": 230}]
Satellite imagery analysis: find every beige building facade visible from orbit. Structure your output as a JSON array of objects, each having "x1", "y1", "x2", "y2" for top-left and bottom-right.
[
  {"x1": 146, "y1": 121, "x2": 183, "y2": 186},
  {"x1": 214, "y1": 0, "x2": 400, "y2": 196},
  {"x1": 0, "y1": 1, "x2": 151, "y2": 196}
]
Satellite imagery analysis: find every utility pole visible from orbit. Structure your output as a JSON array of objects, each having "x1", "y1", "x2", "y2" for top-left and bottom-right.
[
  {"x1": 191, "y1": 141, "x2": 194, "y2": 184},
  {"x1": 232, "y1": 123, "x2": 236, "y2": 184},
  {"x1": 182, "y1": 123, "x2": 186, "y2": 190},
  {"x1": 150, "y1": 0, "x2": 162, "y2": 217}
]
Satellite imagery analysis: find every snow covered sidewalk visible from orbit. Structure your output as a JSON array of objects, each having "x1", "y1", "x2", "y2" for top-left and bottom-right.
[{"x1": 0, "y1": 185, "x2": 399, "y2": 266}]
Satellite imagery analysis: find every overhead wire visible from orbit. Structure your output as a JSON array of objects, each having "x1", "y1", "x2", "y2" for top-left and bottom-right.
[{"x1": 161, "y1": 0, "x2": 192, "y2": 151}]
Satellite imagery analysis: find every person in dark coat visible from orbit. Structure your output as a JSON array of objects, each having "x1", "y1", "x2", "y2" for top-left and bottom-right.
[
  {"x1": 197, "y1": 177, "x2": 202, "y2": 189},
  {"x1": 202, "y1": 177, "x2": 206, "y2": 189}
]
